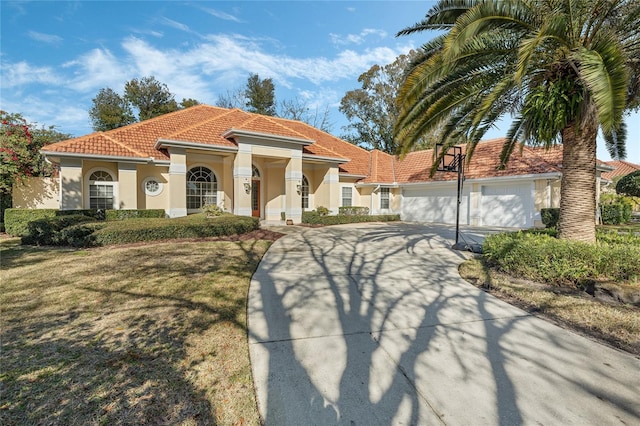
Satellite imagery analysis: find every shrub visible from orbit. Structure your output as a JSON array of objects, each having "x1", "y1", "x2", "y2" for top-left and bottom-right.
[
  {"x1": 600, "y1": 193, "x2": 633, "y2": 225},
  {"x1": 601, "y1": 202, "x2": 632, "y2": 225},
  {"x1": 58, "y1": 222, "x2": 106, "y2": 247},
  {"x1": 483, "y1": 231, "x2": 640, "y2": 287},
  {"x1": 616, "y1": 170, "x2": 640, "y2": 198},
  {"x1": 338, "y1": 206, "x2": 370, "y2": 216},
  {"x1": 22, "y1": 215, "x2": 97, "y2": 246},
  {"x1": 315, "y1": 206, "x2": 330, "y2": 216},
  {"x1": 105, "y1": 209, "x2": 166, "y2": 221},
  {"x1": 5, "y1": 208, "x2": 102, "y2": 236},
  {"x1": 92, "y1": 214, "x2": 259, "y2": 246},
  {"x1": 201, "y1": 204, "x2": 224, "y2": 218},
  {"x1": 302, "y1": 211, "x2": 400, "y2": 225},
  {"x1": 540, "y1": 208, "x2": 559, "y2": 228}
]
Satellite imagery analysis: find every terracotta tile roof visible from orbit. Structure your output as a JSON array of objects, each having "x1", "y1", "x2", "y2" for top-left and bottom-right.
[
  {"x1": 395, "y1": 138, "x2": 563, "y2": 183},
  {"x1": 602, "y1": 160, "x2": 640, "y2": 180},
  {"x1": 42, "y1": 106, "x2": 581, "y2": 184},
  {"x1": 43, "y1": 104, "x2": 355, "y2": 165},
  {"x1": 361, "y1": 149, "x2": 396, "y2": 183}
]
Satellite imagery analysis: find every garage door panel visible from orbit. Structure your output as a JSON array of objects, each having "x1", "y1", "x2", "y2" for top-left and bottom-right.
[
  {"x1": 402, "y1": 187, "x2": 469, "y2": 225},
  {"x1": 481, "y1": 183, "x2": 532, "y2": 228}
]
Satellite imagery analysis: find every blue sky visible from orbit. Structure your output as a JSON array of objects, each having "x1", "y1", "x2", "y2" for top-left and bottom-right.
[{"x1": 1, "y1": 0, "x2": 638, "y2": 163}]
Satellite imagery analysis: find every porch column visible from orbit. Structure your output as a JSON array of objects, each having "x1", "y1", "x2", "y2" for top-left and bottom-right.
[
  {"x1": 168, "y1": 148, "x2": 187, "y2": 218},
  {"x1": 324, "y1": 166, "x2": 340, "y2": 215},
  {"x1": 60, "y1": 158, "x2": 83, "y2": 210},
  {"x1": 285, "y1": 150, "x2": 302, "y2": 223},
  {"x1": 117, "y1": 163, "x2": 138, "y2": 209},
  {"x1": 233, "y1": 143, "x2": 252, "y2": 216}
]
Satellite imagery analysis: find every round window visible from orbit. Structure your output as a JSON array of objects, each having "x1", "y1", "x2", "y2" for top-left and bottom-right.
[{"x1": 143, "y1": 178, "x2": 163, "y2": 196}]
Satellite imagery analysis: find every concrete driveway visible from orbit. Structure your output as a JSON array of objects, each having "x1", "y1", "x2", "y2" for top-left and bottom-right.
[{"x1": 248, "y1": 223, "x2": 640, "y2": 425}]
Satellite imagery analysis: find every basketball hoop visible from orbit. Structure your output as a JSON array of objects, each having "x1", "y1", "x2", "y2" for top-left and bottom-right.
[
  {"x1": 435, "y1": 144, "x2": 463, "y2": 172},
  {"x1": 434, "y1": 143, "x2": 467, "y2": 250}
]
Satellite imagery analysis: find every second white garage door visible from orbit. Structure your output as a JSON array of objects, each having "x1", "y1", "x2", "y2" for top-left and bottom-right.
[
  {"x1": 401, "y1": 186, "x2": 470, "y2": 225},
  {"x1": 480, "y1": 183, "x2": 533, "y2": 228}
]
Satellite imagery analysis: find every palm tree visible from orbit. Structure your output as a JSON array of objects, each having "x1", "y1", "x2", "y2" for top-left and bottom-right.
[{"x1": 395, "y1": 0, "x2": 640, "y2": 243}]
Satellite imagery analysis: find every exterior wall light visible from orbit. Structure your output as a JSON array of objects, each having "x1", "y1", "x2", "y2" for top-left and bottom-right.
[{"x1": 243, "y1": 178, "x2": 251, "y2": 194}]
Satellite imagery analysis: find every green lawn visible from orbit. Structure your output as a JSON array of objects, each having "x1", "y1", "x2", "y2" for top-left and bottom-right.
[{"x1": 0, "y1": 237, "x2": 271, "y2": 425}]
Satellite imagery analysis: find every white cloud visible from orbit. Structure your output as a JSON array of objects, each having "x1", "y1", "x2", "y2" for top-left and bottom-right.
[
  {"x1": 27, "y1": 31, "x2": 63, "y2": 45},
  {"x1": 159, "y1": 17, "x2": 193, "y2": 34},
  {"x1": 62, "y1": 48, "x2": 130, "y2": 92},
  {"x1": 330, "y1": 28, "x2": 388, "y2": 47},
  {"x1": 200, "y1": 7, "x2": 244, "y2": 23},
  {"x1": 0, "y1": 61, "x2": 61, "y2": 88}
]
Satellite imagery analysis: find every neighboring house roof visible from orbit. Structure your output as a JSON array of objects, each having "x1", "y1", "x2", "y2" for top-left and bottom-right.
[
  {"x1": 43, "y1": 105, "x2": 606, "y2": 184},
  {"x1": 601, "y1": 160, "x2": 640, "y2": 181}
]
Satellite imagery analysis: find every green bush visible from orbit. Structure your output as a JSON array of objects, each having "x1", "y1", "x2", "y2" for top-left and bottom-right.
[
  {"x1": 601, "y1": 202, "x2": 632, "y2": 225},
  {"x1": 105, "y1": 209, "x2": 166, "y2": 221},
  {"x1": 338, "y1": 206, "x2": 370, "y2": 216},
  {"x1": 4, "y1": 208, "x2": 102, "y2": 236},
  {"x1": 5, "y1": 209, "x2": 58, "y2": 236},
  {"x1": 58, "y1": 222, "x2": 106, "y2": 247},
  {"x1": 92, "y1": 214, "x2": 259, "y2": 246},
  {"x1": 315, "y1": 206, "x2": 330, "y2": 216},
  {"x1": 22, "y1": 215, "x2": 97, "y2": 246},
  {"x1": 616, "y1": 170, "x2": 640, "y2": 197},
  {"x1": 302, "y1": 211, "x2": 400, "y2": 225},
  {"x1": 201, "y1": 204, "x2": 224, "y2": 218},
  {"x1": 483, "y1": 231, "x2": 640, "y2": 287},
  {"x1": 541, "y1": 208, "x2": 560, "y2": 228}
]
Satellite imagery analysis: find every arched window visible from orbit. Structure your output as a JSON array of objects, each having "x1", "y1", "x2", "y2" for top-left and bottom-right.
[
  {"x1": 252, "y1": 165, "x2": 261, "y2": 178},
  {"x1": 301, "y1": 175, "x2": 309, "y2": 209},
  {"x1": 88, "y1": 170, "x2": 115, "y2": 209},
  {"x1": 187, "y1": 167, "x2": 217, "y2": 210}
]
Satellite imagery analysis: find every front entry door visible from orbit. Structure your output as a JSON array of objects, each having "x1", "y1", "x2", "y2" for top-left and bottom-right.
[{"x1": 252, "y1": 180, "x2": 260, "y2": 217}]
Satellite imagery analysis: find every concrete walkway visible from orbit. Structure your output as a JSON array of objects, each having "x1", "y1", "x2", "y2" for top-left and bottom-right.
[{"x1": 248, "y1": 223, "x2": 640, "y2": 425}]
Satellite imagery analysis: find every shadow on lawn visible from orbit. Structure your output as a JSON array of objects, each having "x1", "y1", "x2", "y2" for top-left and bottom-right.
[{"x1": 1, "y1": 240, "x2": 267, "y2": 425}]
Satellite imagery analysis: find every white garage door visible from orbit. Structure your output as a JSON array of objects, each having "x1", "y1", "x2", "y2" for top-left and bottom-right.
[
  {"x1": 402, "y1": 186, "x2": 469, "y2": 225},
  {"x1": 480, "y1": 183, "x2": 533, "y2": 228}
]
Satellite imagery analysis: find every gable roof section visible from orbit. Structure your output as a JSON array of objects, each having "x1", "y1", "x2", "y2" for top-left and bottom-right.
[
  {"x1": 43, "y1": 104, "x2": 354, "y2": 165},
  {"x1": 361, "y1": 149, "x2": 396, "y2": 183},
  {"x1": 602, "y1": 160, "x2": 640, "y2": 180}
]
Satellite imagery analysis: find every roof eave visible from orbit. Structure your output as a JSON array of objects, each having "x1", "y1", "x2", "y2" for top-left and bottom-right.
[
  {"x1": 155, "y1": 138, "x2": 239, "y2": 153},
  {"x1": 302, "y1": 153, "x2": 348, "y2": 164},
  {"x1": 222, "y1": 128, "x2": 314, "y2": 145},
  {"x1": 42, "y1": 151, "x2": 155, "y2": 164}
]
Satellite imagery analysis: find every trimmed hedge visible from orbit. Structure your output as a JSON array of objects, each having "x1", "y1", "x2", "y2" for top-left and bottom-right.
[
  {"x1": 601, "y1": 202, "x2": 632, "y2": 225},
  {"x1": 302, "y1": 211, "x2": 400, "y2": 225},
  {"x1": 105, "y1": 209, "x2": 166, "y2": 221},
  {"x1": 92, "y1": 214, "x2": 259, "y2": 246},
  {"x1": 483, "y1": 231, "x2": 640, "y2": 287},
  {"x1": 22, "y1": 215, "x2": 99, "y2": 246},
  {"x1": 338, "y1": 206, "x2": 370, "y2": 216},
  {"x1": 4, "y1": 208, "x2": 102, "y2": 236},
  {"x1": 541, "y1": 208, "x2": 559, "y2": 228}
]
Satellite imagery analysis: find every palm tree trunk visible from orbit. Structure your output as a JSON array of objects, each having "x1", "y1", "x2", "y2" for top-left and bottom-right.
[{"x1": 557, "y1": 110, "x2": 598, "y2": 243}]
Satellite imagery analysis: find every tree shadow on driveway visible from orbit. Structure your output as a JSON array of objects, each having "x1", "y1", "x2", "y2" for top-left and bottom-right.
[{"x1": 248, "y1": 223, "x2": 640, "y2": 425}]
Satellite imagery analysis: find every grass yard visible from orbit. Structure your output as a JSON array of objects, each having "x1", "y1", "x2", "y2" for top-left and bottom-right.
[
  {"x1": 459, "y1": 258, "x2": 640, "y2": 356},
  {"x1": 0, "y1": 236, "x2": 272, "y2": 425}
]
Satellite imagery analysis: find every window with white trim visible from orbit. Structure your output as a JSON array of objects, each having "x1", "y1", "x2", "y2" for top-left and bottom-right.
[
  {"x1": 89, "y1": 170, "x2": 115, "y2": 209},
  {"x1": 143, "y1": 177, "x2": 163, "y2": 196},
  {"x1": 380, "y1": 187, "x2": 390, "y2": 209},
  {"x1": 341, "y1": 187, "x2": 352, "y2": 207},
  {"x1": 187, "y1": 167, "x2": 217, "y2": 210},
  {"x1": 301, "y1": 175, "x2": 309, "y2": 209}
]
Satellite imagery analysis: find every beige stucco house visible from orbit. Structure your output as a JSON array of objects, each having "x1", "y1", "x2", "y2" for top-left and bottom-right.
[{"x1": 13, "y1": 104, "x2": 610, "y2": 228}]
